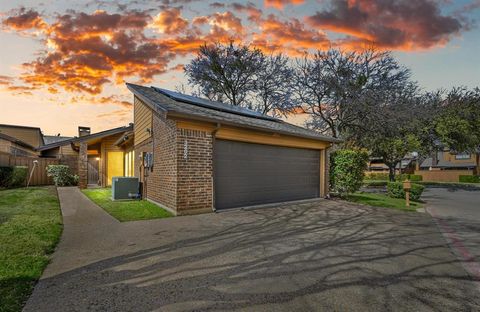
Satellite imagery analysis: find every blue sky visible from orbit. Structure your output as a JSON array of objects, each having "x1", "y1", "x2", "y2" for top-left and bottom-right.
[{"x1": 0, "y1": 0, "x2": 479, "y2": 135}]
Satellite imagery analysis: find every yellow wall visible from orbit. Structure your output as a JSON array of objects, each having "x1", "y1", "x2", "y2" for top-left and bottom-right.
[
  {"x1": 175, "y1": 119, "x2": 330, "y2": 150},
  {"x1": 134, "y1": 96, "x2": 152, "y2": 145},
  {"x1": 99, "y1": 133, "x2": 126, "y2": 187},
  {"x1": 124, "y1": 150, "x2": 135, "y2": 177},
  {"x1": 107, "y1": 151, "x2": 124, "y2": 185}
]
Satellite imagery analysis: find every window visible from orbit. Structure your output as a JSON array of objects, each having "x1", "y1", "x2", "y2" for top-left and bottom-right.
[
  {"x1": 124, "y1": 150, "x2": 135, "y2": 177},
  {"x1": 455, "y1": 153, "x2": 470, "y2": 160}
]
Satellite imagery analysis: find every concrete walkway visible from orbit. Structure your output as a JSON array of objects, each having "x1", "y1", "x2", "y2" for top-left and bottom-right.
[{"x1": 24, "y1": 187, "x2": 480, "y2": 311}]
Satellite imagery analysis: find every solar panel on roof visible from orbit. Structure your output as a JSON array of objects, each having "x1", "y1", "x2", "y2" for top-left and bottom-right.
[{"x1": 152, "y1": 87, "x2": 279, "y2": 122}]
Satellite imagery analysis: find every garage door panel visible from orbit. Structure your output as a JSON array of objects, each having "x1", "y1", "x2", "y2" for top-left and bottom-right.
[{"x1": 214, "y1": 140, "x2": 320, "y2": 210}]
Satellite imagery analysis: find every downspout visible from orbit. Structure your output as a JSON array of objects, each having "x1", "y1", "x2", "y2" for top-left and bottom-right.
[{"x1": 211, "y1": 123, "x2": 221, "y2": 212}]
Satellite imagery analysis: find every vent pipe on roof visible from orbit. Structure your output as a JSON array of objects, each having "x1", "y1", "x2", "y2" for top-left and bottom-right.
[{"x1": 78, "y1": 126, "x2": 91, "y2": 137}]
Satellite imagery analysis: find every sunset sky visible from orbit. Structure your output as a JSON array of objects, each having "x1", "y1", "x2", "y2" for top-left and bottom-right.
[{"x1": 0, "y1": 0, "x2": 479, "y2": 137}]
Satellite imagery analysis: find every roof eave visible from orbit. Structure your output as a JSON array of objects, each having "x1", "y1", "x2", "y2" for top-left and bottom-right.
[
  {"x1": 167, "y1": 111, "x2": 340, "y2": 144},
  {"x1": 38, "y1": 125, "x2": 133, "y2": 151},
  {"x1": 126, "y1": 83, "x2": 168, "y2": 114}
]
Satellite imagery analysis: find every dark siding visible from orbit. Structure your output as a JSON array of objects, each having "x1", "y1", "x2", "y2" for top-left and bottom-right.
[{"x1": 214, "y1": 140, "x2": 320, "y2": 210}]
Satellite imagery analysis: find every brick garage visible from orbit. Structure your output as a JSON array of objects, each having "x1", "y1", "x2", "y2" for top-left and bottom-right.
[{"x1": 128, "y1": 83, "x2": 339, "y2": 216}]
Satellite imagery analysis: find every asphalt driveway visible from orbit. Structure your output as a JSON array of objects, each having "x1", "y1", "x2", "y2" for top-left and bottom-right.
[
  {"x1": 24, "y1": 187, "x2": 480, "y2": 311},
  {"x1": 424, "y1": 187, "x2": 480, "y2": 282}
]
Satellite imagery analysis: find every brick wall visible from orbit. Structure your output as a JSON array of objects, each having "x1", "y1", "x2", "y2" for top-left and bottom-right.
[
  {"x1": 78, "y1": 142, "x2": 88, "y2": 189},
  {"x1": 145, "y1": 112, "x2": 178, "y2": 212},
  {"x1": 414, "y1": 169, "x2": 474, "y2": 182},
  {"x1": 176, "y1": 128, "x2": 213, "y2": 214}
]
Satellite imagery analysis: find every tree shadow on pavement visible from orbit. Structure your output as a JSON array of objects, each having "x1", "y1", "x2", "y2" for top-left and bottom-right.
[{"x1": 26, "y1": 201, "x2": 480, "y2": 311}]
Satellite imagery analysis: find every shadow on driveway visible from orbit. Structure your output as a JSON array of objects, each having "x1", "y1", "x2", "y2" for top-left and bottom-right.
[{"x1": 25, "y1": 189, "x2": 480, "y2": 311}]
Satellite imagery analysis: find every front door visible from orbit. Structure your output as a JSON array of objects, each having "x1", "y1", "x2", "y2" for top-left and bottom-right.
[
  {"x1": 87, "y1": 156, "x2": 99, "y2": 185},
  {"x1": 107, "y1": 151, "x2": 124, "y2": 186}
]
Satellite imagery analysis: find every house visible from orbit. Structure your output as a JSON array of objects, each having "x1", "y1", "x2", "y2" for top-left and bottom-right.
[
  {"x1": 416, "y1": 149, "x2": 479, "y2": 182},
  {"x1": 367, "y1": 155, "x2": 417, "y2": 174},
  {"x1": 0, "y1": 122, "x2": 134, "y2": 187},
  {"x1": 126, "y1": 83, "x2": 339, "y2": 215},
  {"x1": 0, "y1": 124, "x2": 44, "y2": 156},
  {"x1": 39, "y1": 125, "x2": 134, "y2": 187}
]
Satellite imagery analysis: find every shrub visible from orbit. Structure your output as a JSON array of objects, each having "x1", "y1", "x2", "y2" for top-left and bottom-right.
[
  {"x1": 364, "y1": 173, "x2": 422, "y2": 182},
  {"x1": 387, "y1": 182, "x2": 425, "y2": 201},
  {"x1": 9, "y1": 166, "x2": 28, "y2": 188},
  {"x1": 459, "y1": 175, "x2": 480, "y2": 183},
  {"x1": 0, "y1": 166, "x2": 27, "y2": 188},
  {"x1": 408, "y1": 174, "x2": 423, "y2": 182},
  {"x1": 330, "y1": 149, "x2": 369, "y2": 196},
  {"x1": 46, "y1": 165, "x2": 78, "y2": 186},
  {"x1": 0, "y1": 166, "x2": 14, "y2": 187},
  {"x1": 364, "y1": 172, "x2": 389, "y2": 181}
]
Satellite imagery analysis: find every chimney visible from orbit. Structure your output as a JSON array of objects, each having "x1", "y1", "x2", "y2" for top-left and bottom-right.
[{"x1": 78, "y1": 126, "x2": 91, "y2": 137}]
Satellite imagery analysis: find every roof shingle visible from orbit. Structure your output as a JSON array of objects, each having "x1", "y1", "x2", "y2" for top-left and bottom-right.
[{"x1": 126, "y1": 83, "x2": 339, "y2": 143}]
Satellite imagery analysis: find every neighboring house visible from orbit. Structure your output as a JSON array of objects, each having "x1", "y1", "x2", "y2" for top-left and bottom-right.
[
  {"x1": 126, "y1": 83, "x2": 339, "y2": 215},
  {"x1": 0, "y1": 124, "x2": 44, "y2": 156},
  {"x1": 0, "y1": 132, "x2": 38, "y2": 157},
  {"x1": 416, "y1": 150, "x2": 479, "y2": 182},
  {"x1": 367, "y1": 155, "x2": 417, "y2": 174},
  {"x1": 420, "y1": 150, "x2": 479, "y2": 171},
  {"x1": 39, "y1": 125, "x2": 134, "y2": 187},
  {"x1": 0, "y1": 123, "x2": 134, "y2": 187}
]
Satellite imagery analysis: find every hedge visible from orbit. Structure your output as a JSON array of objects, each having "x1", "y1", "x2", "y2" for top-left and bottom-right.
[
  {"x1": 459, "y1": 175, "x2": 480, "y2": 183},
  {"x1": 364, "y1": 173, "x2": 422, "y2": 182},
  {"x1": 0, "y1": 166, "x2": 27, "y2": 188},
  {"x1": 387, "y1": 182, "x2": 425, "y2": 201}
]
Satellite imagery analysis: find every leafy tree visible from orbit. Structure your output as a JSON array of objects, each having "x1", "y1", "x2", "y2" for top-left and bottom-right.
[
  {"x1": 353, "y1": 82, "x2": 421, "y2": 181},
  {"x1": 330, "y1": 149, "x2": 369, "y2": 196},
  {"x1": 434, "y1": 87, "x2": 480, "y2": 153}
]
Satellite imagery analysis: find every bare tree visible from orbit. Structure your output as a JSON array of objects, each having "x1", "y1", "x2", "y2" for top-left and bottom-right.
[
  {"x1": 253, "y1": 53, "x2": 296, "y2": 116},
  {"x1": 184, "y1": 42, "x2": 263, "y2": 107},
  {"x1": 295, "y1": 48, "x2": 411, "y2": 138},
  {"x1": 185, "y1": 42, "x2": 296, "y2": 116}
]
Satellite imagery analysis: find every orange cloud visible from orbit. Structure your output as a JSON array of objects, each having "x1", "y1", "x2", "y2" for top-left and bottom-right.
[
  {"x1": 149, "y1": 8, "x2": 188, "y2": 34},
  {"x1": 3, "y1": 9, "x2": 172, "y2": 95},
  {"x1": 305, "y1": 0, "x2": 464, "y2": 50},
  {"x1": 253, "y1": 14, "x2": 330, "y2": 55},
  {"x1": 231, "y1": 2, "x2": 263, "y2": 23},
  {"x1": 264, "y1": 0, "x2": 304, "y2": 10},
  {"x1": 0, "y1": 75, "x2": 13, "y2": 85},
  {"x1": 2, "y1": 7, "x2": 47, "y2": 31}
]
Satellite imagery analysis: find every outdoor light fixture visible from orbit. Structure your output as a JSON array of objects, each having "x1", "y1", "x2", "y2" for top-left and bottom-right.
[{"x1": 95, "y1": 157, "x2": 100, "y2": 161}]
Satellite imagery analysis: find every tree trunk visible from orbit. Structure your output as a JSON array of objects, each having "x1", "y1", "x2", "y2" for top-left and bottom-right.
[{"x1": 388, "y1": 165, "x2": 396, "y2": 182}]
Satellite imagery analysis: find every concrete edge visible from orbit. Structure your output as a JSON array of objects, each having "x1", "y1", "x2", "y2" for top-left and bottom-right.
[
  {"x1": 216, "y1": 197, "x2": 326, "y2": 213},
  {"x1": 146, "y1": 198, "x2": 177, "y2": 216}
]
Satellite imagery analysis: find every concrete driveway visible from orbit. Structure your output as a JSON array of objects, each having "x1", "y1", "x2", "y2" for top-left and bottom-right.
[
  {"x1": 24, "y1": 187, "x2": 480, "y2": 311},
  {"x1": 424, "y1": 187, "x2": 480, "y2": 282}
]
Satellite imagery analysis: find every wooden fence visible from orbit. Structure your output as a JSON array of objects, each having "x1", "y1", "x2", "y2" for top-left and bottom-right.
[{"x1": 0, "y1": 152, "x2": 60, "y2": 186}]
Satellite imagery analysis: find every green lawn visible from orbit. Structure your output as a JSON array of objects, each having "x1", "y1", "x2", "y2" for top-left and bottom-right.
[
  {"x1": 81, "y1": 188, "x2": 173, "y2": 222},
  {"x1": 0, "y1": 187, "x2": 62, "y2": 312},
  {"x1": 347, "y1": 192, "x2": 422, "y2": 212}
]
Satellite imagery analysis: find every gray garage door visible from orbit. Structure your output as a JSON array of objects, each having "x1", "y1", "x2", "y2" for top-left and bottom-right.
[{"x1": 214, "y1": 139, "x2": 320, "y2": 210}]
